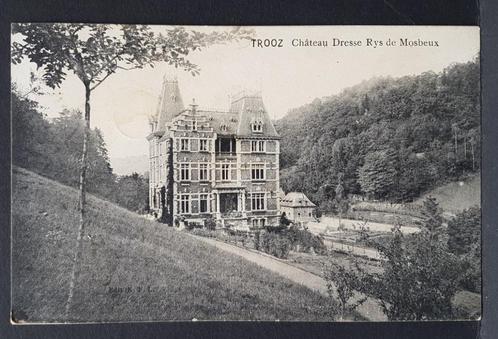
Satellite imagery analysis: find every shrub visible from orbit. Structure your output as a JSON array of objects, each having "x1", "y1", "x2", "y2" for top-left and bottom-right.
[
  {"x1": 356, "y1": 198, "x2": 463, "y2": 320},
  {"x1": 190, "y1": 228, "x2": 216, "y2": 238},
  {"x1": 253, "y1": 231, "x2": 260, "y2": 250},
  {"x1": 259, "y1": 231, "x2": 291, "y2": 259},
  {"x1": 204, "y1": 217, "x2": 217, "y2": 231},
  {"x1": 447, "y1": 206, "x2": 480, "y2": 255}
]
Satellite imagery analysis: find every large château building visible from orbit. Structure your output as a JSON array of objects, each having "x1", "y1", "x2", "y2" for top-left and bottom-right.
[{"x1": 147, "y1": 77, "x2": 281, "y2": 229}]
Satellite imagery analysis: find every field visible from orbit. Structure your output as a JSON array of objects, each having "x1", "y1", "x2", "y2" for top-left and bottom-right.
[
  {"x1": 11, "y1": 167, "x2": 338, "y2": 322},
  {"x1": 414, "y1": 174, "x2": 481, "y2": 215}
]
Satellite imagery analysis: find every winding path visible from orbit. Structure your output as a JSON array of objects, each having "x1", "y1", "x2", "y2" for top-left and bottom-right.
[{"x1": 187, "y1": 233, "x2": 387, "y2": 321}]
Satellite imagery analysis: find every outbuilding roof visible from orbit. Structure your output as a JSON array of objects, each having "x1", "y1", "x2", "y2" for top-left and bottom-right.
[{"x1": 281, "y1": 192, "x2": 316, "y2": 208}]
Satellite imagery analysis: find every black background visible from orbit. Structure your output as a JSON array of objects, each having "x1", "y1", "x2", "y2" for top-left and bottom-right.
[{"x1": 1, "y1": 0, "x2": 496, "y2": 338}]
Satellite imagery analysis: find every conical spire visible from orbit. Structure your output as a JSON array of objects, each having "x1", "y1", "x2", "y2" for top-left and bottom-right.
[{"x1": 155, "y1": 76, "x2": 184, "y2": 132}]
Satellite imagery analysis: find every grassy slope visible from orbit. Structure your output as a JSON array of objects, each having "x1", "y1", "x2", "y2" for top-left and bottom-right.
[
  {"x1": 12, "y1": 167, "x2": 336, "y2": 322},
  {"x1": 414, "y1": 174, "x2": 481, "y2": 214}
]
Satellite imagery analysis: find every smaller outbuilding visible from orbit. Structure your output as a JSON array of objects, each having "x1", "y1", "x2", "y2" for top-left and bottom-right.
[{"x1": 280, "y1": 192, "x2": 316, "y2": 223}]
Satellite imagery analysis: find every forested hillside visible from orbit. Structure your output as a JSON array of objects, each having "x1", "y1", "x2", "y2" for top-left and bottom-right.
[
  {"x1": 11, "y1": 88, "x2": 149, "y2": 213},
  {"x1": 276, "y1": 59, "x2": 480, "y2": 209}
]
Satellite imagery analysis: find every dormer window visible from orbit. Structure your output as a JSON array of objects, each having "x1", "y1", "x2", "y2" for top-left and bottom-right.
[{"x1": 251, "y1": 120, "x2": 263, "y2": 133}]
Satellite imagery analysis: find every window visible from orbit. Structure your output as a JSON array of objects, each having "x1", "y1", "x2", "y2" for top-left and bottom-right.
[
  {"x1": 199, "y1": 194, "x2": 209, "y2": 213},
  {"x1": 216, "y1": 137, "x2": 236, "y2": 154},
  {"x1": 251, "y1": 163, "x2": 265, "y2": 180},
  {"x1": 199, "y1": 139, "x2": 208, "y2": 152},
  {"x1": 180, "y1": 163, "x2": 190, "y2": 181},
  {"x1": 192, "y1": 121, "x2": 197, "y2": 131},
  {"x1": 221, "y1": 164, "x2": 230, "y2": 181},
  {"x1": 199, "y1": 163, "x2": 209, "y2": 181},
  {"x1": 251, "y1": 193, "x2": 265, "y2": 211},
  {"x1": 252, "y1": 121, "x2": 263, "y2": 133},
  {"x1": 251, "y1": 140, "x2": 265, "y2": 152},
  {"x1": 180, "y1": 195, "x2": 190, "y2": 214},
  {"x1": 180, "y1": 139, "x2": 190, "y2": 151},
  {"x1": 251, "y1": 218, "x2": 265, "y2": 228}
]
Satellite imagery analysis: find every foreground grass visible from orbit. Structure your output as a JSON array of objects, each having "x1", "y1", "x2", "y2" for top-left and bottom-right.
[{"x1": 12, "y1": 167, "x2": 337, "y2": 322}]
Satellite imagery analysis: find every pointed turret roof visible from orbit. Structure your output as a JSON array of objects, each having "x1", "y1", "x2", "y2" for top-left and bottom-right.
[
  {"x1": 155, "y1": 76, "x2": 184, "y2": 132},
  {"x1": 230, "y1": 92, "x2": 279, "y2": 138}
]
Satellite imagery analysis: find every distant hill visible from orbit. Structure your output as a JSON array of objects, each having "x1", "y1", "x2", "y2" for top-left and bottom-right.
[
  {"x1": 11, "y1": 167, "x2": 335, "y2": 322},
  {"x1": 275, "y1": 59, "x2": 480, "y2": 207},
  {"x1": 110, "y1": 154, "x2": 148, "y2": 176}
]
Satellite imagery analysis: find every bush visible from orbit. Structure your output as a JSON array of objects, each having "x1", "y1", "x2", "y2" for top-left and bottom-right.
[
  {"x1": 285, "y1": 226, "x2": 326, "y2": 254},
  {"x1": 204, "y1": 217, "x2": 217, "y2": 230},
  {"x1": 190, "y1": 228, "x2": 216, "y2": 238},
  {"x1": 253, "y1": 231, "x2": 260, "y2": 250},
  {"x1": 448, "y1": 206, "x2": 480, "y2": 255},
  {"x1": 259, "y1": 231, "x2": 291, "y2": 259},
  {"x1": 447, "y1": 206, "x2": 481, "y2": 293}
]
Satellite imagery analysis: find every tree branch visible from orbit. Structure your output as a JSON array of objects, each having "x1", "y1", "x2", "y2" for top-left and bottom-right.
[{"x1": 89, "y1": 70, "x2": 116, "y2": 91}]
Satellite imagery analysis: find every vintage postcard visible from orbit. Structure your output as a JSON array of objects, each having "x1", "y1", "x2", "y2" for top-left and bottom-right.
[{"x1": 10, "y1": 25, "x2": 480, "y2": 323}]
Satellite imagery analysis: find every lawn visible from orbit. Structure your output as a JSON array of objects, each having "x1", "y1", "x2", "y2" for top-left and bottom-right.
[
  {"x1": 11, "y1": 167, "x2": 337, "y2": 322},
  {"x1": 413, "y1": 174, "x2": 480, "y2": 214}
]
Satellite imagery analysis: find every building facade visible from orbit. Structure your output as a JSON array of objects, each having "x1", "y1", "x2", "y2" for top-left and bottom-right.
[
  {"x1": 147, "y1": 77, "x2": 281, "y2": 230},
  {"x1": 280, "y1": 192, "x2": 316, "y2": 223}
]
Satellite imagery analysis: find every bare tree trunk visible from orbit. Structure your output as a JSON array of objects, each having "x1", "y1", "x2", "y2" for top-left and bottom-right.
[
  {"x1": 65, "y1": 84, "x2": 91, "y2": 319},
  {"x1": 471, "y1": 142, "x2": 475, "y2": 171},
  {"x1": 463, "y1": 137, "x2": 466, "y2": 158},
  {"x1": 454, "y1": 130, "x2": 458, "y2": 161}
]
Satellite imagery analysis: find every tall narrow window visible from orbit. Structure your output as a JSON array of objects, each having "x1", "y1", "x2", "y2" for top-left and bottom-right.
[
  {"x1": 252, "y1": 218, "x2": 266, "y2": 228},
  {"x1": 180, "y1": 195, "x2": 190, "y2": 214},
  {"x1": 199, "y1": 139, "x2": 208, "y2": 152},
  {"x1": 221, "y1": 164, "x2": 230, "y2": 181},
  {"x1": 251, "y1": 193, "x2": 265, "y2": 211},
  {"x1": 251, "y1": 163, "x2": 265, "y2": 180},
  {"x1": 199, "y1": 194, "x2": 209, "y2": 213},
  {"x1": 251, "y1": 140, "x2": 265, "y2": 152},
  {"x1": 199, "y1": 163, "x2": 209, "y2": 181},
  {"x1": 180, "y1": 139, "x2": 190, "y2": 151},
  {"x1": 192, "y1": 121, "x2": 197, "y2": 131},
  {"x1": 180, "y1": 163, "x2": 190, "y2": 181}
]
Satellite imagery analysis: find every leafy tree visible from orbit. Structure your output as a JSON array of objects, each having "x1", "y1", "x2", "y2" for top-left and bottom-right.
[
  {"x1": 334, "y1": 173, "x2": 349, "y2": 227},
  {"x1": 358, "y1": 198, "x2": 462, "y2": 320},
  {"x1": 11, "y1": 23, "x2": 251, "y2": 318},
  {"x1": 115, "y1": 173, "x2": 149, "y2": 213},
  {"x1": 447, "y1": 206, "x2": 481, "y2": 293},
  {"x1": 447, "y1": 206, "x2": 480, "y2": 255},
  {"x1": 323, "y1": 259, "x2": 366, "y2": 320},
  {"x1": 358, "y1": 149, "x2": 397, "y2": 200},
  {"x1": 11, "y1": 86, "x2": 54, "y2": 173}
]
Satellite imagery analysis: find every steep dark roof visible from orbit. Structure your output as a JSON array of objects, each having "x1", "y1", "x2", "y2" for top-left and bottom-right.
[
  {"x1": 155, "y1": 77, "x2": 184, "y2": 132},
  {"x1": 230, "y1": 94, "x2": 279, "y2": 138},
  {"x1": 201, "y1": 110, "x2": 239, "y2": 135}
]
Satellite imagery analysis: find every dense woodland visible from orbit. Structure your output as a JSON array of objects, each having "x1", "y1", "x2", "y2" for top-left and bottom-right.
[
  {"x1": 11, "y1": 87, "x2": 149, "y2": 213},
  {"x1": 276, "y1": 59, "x2": 480, "y2": 209}
]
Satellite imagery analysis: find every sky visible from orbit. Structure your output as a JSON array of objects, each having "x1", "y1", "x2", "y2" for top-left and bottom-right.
[{"x1": 11, "y1": 25, "x2": 479, "y2": 169}]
